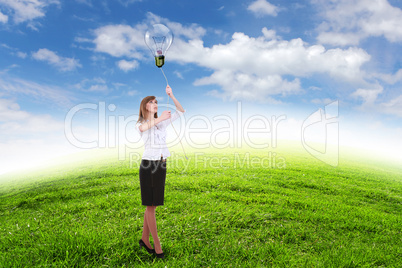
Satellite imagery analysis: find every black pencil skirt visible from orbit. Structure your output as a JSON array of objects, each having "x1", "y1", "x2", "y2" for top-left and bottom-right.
[{"x1": 139, "y1": 158, "x2": 167, "y2": 206}]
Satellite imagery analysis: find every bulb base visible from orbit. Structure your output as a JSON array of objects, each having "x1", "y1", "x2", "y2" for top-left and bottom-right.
[{"x1": 155, "y1": 55, "x2": 165, "y2": 68}]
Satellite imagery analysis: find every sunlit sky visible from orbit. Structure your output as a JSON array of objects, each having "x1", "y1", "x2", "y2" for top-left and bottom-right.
[{"x1": 1, "y1": 0, "x2": 402, "y2": 175}]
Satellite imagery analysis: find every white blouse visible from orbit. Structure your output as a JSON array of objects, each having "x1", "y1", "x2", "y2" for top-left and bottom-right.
[{"x1": 135, "y1": 110, "x2": 185, "y2": 160}]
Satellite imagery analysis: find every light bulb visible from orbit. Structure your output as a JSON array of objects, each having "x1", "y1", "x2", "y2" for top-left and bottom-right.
[{"x1": 144, "y1": 24, "x2": 174, "y2": 68}]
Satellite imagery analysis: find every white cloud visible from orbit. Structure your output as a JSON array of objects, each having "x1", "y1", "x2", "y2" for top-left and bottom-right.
[
  {"x1": 309, "y1": 86, "x2": 322, "y2": 91},
  {"x1": 171, "y1": 31, "x2": 370, "y2": 79},
  {"x1": 75, "y1": 0, "x2": 93, "y2": 7},
  {"x1": 93, "y1": 24, "x2": 146, "y2": 58},
  {"x1": 113, "y1": 82, "x2": 126, "y2": 88},
  {"x1": 168, "y1": 28, "x2": 370, "y2": 101},
  {"x1": 316, "y1": 32, "x2": 362, "y2": 46},
  {"x1": 0, "y1": 10, "x2": 8, "y2": 23},
  {"x1": 16, "y1": 51, "x2": 27, "y2": 58},
  {"x1": 0, "y1": 98, "x2": 63, "y2": 134},
  {"x1": 0, "y1": 43, "x2": 11, "y2": 49},
  {"x1": 174, "y1": 70, "x2": 184, "y2": 79},
  {"x1": 91, "y1": 12, "x2": 206, "y2": 58},
  {"x1": 247, "y1": 0, "x2": 279, "y2": 17},
  {"x1": 0, "y1": 75, "x2": 73, "y2": 106},
  {"x1": 145, "y1": 12, "x2": 206, "y2": 40},
  {"x1": 27, "y1": 20, "x2": 41, "y2": 31},
  {"x1": 351, "y1": 85, "x2": 383, "y2": 105},
  {"x1": 73, "y1": 77, "x2": 109, "y2": 92},
  {"x1": 374, "y1": 69, "x2": 402, "y2": 85},
  {"x1": 262, "y1": 27, "x2": 277, "y2": 39},
  {"x1": 32, "y1": 48, "x2": 82, "y2": 72},
  {"x1": 0, "y1": 0, "x2": 59, "y2": 24},
  {"x1": 75, "y1": 36, "x2": 93, "y2": 43},
  {"x1": 117, "y1": 59, "x2": 139, "y2": 72},
  {"x1": 311, "y1": 98, "x2": 335, "y2": 105},
  {"x1": 127, "y1": 90, "x2": 139, "y2": 96},
  {"x1": 197, "y1": 71, "x2": 301, "y2": 102},
  {"x1": 88, "y1": 84, "x2": 108, "y2": 92},
  {"x1": 0, "y1": 43, "x2": 27, "y2": 58},
  {"x1": 0, "y1": 98, "x2": 24, "y2": 120},
  {"x1": 117, "y1": 0, "x2": 142, "y2": 7},
  {"x1": 379, "y1": 95, "x2": 402, "y2": 117},
  {"x1": 349, "y1": 85, "x2": 402, "y2": 118},
  {"x1": 314, "y1": 0, "x2": 402, "y2": 45},
  {"x1": 90, "y1": 15, "x2": 370, "y2": 102}
]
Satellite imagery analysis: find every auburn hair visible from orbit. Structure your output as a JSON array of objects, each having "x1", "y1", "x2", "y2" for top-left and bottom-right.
[{"x1": 137, "y1": 96, "x2": 158, "y2": 123}]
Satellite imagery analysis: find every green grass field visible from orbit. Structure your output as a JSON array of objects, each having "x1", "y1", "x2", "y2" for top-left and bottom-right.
[{"x1": 0, "y1": 144, "x2": 401, "y2": 267}]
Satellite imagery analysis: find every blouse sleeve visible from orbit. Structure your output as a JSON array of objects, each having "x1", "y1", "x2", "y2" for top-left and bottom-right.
[
  {"x1": 170, "y1": 110, "x2": 185, "y2": 122},
  {"x1": 157, "y1": 110, "x2": 185, "y2": 129},
  {"x1": 135, "y1": 122, "x2": 143, "y2": 134}
]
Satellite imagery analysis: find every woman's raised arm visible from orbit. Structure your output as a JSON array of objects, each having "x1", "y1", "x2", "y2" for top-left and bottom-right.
[{"x1": 166, "y1": 85, "x2": 185, "y2": 113}]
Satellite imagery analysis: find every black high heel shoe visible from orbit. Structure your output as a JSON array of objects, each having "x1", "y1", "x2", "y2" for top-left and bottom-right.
[
  {"x1": 139, "y1": 239, "x2": 155, "y2": 254},
  {"x1": 155, "y1": 251, "x2": 165, "y2": 259}
]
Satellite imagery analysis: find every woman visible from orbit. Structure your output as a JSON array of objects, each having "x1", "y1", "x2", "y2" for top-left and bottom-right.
[{"x1": 135, "y1": 85, "x2": 185, "y2": 259}]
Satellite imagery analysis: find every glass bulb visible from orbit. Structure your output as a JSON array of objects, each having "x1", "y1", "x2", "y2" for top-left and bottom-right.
[{"x1": 144, "y1": 24, "x2": 174, "y2": 68}]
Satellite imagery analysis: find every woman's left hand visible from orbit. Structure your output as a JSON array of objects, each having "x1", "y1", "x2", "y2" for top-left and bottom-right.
[{"x1": 166, "y1": 85, "x2": 173, "y2": 97}]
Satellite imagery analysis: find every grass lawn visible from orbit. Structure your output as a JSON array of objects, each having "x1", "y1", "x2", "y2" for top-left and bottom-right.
[{"x1": 0, "y1": 144, "x2": 401, "y2": 267}]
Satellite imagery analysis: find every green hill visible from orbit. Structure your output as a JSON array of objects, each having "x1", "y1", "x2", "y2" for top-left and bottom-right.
[{"x1": 1, "y1": 145, "x2": 401, "y2": 267}]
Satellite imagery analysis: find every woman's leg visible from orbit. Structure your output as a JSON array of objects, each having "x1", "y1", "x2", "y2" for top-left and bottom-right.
[
  {"x1": 145, "y1": 205, "x2": 163, "y2": 253},
  {"x1": 141, "y1": 209, "x2": 153, "y2": 249}
]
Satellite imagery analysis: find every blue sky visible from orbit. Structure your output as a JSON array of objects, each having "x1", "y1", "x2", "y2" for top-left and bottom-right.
[{"x1": 1, "y1": 0, "x2": 402, "y2": 174}]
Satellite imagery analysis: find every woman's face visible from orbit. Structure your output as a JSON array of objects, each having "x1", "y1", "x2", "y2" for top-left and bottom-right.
[{"x1": 146, "y1": 99, "x2": 158, "y2": 114}]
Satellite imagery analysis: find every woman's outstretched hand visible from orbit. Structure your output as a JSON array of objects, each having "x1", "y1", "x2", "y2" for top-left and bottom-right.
[
  {"x1": 160, "y1": 110, "x2": 171, "y2": 121},
  {"x1": 166, "y1": 85, "x2": 173, "y2": 97}
]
